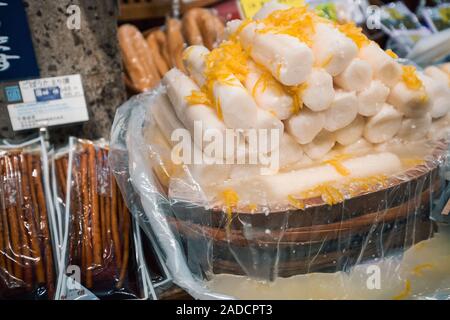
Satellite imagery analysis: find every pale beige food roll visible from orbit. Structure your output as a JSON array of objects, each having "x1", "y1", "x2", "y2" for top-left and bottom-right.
[
  {"x1": 230, "y1": 152, "x2": 402, "y2": 201},
  {"x1": 239, "y1": 22, "x2": 314, "y2": 86},
  {"x1": 146, "y1": 31, "x2": 170, "y2": 77},
  {"x1": 312, "y1": 23, "x2": 358, "y2": 76},
  {"x1": 387, "y1": 81, "x2": 431, "y2": 118},
  {"x1": 303, "y1": 130, "x2": 336, "y2": 160},
  {"x1": 357, "y1": 80, "x2": 390, "y2": 116},
  {"x1": 335, "y1": 115, "x2": 365, "y2": 146},
  {"x1": 363, "y1": 103, "x2": 402, "y2": 143},
  {"x1": 358, "y1": 42, "x2": 402, "y2": 88},
  {"x1": 118, "y1": 24, "x2": 160, "y2": 91},
  {"x1": 302, "y1": 68, "x2": 335, "y2": 111},
  {"x1": 245, "y1": 61, "x2": 294, "y2": 120},
  {"x1": 419, "y1": 73, "x2": 450, "y2": 119},
  {"x1": 182, "y1": 45, "x2": 209, "y2": 87},
  {"x1": 182, "y1": 8, "x2": 204, "y2": 46},
  {"x1": 323, "y1": 90, "x2": 358, "y2": 132},
  {"x1": 397, "y1": 113, "x2": 432, "y2": 141},
  {"x1": 167, "y1": 18, "x2": 186, "y2": 72},
  {"x1": 285, "y1": 108, "x2": 325, "y2": 144},
  {"x1": 334, "y1": 58, "x2": 373, "y2": 92}
]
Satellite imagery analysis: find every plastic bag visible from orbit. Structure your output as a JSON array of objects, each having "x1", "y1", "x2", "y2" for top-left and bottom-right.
[
  {"x1": 381, "y1": 2, "x2": 432, "y2": 57},
  {"x1": 53, "y1": 138, "x2": 155, "y2": 300},
  {"x1": 109, "y1": 84, "x2": 450, "y2": 299},
  {"x1": 419, "y1": 3, "x2": 450, "y2": 33},
  {"x1": 0, "y1": 136, "x2": 59, "y2": 299}
]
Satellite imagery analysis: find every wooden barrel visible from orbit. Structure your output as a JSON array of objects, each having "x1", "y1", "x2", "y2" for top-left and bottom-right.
[{"x1": 166, "y1": 142, "x2": 447, "y2": 278}]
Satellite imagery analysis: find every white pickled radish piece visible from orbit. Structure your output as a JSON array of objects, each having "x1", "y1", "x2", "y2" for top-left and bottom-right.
[
  {"x1": 239, "y1": 23, "x2": 314, "y2": 85},
  {"x1": 334, "y1": 58, "x2": 372, "y2": 92},
  {"x1": 163, "y1": 68, "x2": 199, "y2": 122},
  {"x1": 419, "y1": 74, "x2": 450, "y2": 119},
  {"x1": 424, "y1": 66, "x2": 449, "y2": 85},
  {"x1": 397, "y1": 113, "x2": 432, "y2": 140},
  {"x1": 224, "y1": 19, "x2": 242, "y2": 39},
  {"x1": 245, "y1": 61, "x2": 293, "y2": 119},
  {"x1": 302, "y1": 68, "x2": 335, "y2": 111},
  {"x1": 339, "y1": 138, "x2": 373, "y2": 155},
  {"x1": 441, "y1": 63, "x2": 450, "y2": 74},
  {"x1": 357, "y1": 80, "x2": 390, "y2": 116},
  {"x1": 278, "y1": 133, "x2": 305, "y2": 169},
  {"x1": 253, "y1": 0, "x2": 289, "y2": 20},
  {"x1": 213, "y1": 76, "x2": 259, "y2": 129},
  {"x1": 229, "y1": 165, "x2": 264, "y2": 180},
  {"x1": 179, "y1": 47, "x2": 259, "y2": 129},
  {"x1": 285, "y1": 108, "x2": 325, "y2": 144},
  {"x1": 323, "y1": 90, "x2": 358, "y2": 132},
  {"x1": 162, "y1": 68, "x2": 226, "y2": 134},
  {"x1": 387, "y1": 81, "x2": 431, "y2": 118},
  {"x1": 428, "y1": 113, "x2": 450, "y2": 140},
  {"x1": 312, "y1": 23, "x2": 358, "y2": 76},
  {"x1": 182, "y1": 45, "x2": 209, "y2": 87},
  {"x1": 363, "y1": 103, "x2": 402, "y2": 143},
  {"x1": 303, "y1": 130, "x2": 336, "y2": 160},
  {"x1": 242, "y1": 152, "x2": 402, "y2": 200},
  {"x1": 250, "y1": 108, "x2": 284, "y2": 153},
  {"x1": 335, "y1": 115, "x2": 365, "y2": 146},
  {"x1": 151, "y1": 90, "x2": 233, "y2": 163},
  {"x1": 358, "y1": 42, "x2": 402, "y2": 87},
  {"x1": 189, "y1": 161, "x2": 232, "y2": 187},
  {"x1": 151, "y1": 93, "x2": 185, "y2": 141}
]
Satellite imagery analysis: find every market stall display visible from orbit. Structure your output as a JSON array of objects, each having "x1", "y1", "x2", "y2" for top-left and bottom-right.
[
  {"x1": 1, "y1": 0, "x2": 450, "y2": 302},
  {"x1": 110, "y1": 3, "x2": 450, "y2": 299}
]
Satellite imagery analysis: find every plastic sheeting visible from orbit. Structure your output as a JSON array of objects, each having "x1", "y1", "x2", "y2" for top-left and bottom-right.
[{"x1": 110, "y1": 87, "x2": 450, "y2": 299}]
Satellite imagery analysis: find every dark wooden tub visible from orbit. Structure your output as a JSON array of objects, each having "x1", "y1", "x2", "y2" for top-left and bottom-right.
[{"x1": 165, "y1": 143, "x2": 447, "y2": 278}]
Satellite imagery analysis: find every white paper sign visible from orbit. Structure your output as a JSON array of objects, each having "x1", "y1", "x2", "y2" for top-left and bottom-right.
[{"x1": 7, "y1": 74, "x2": 89, "y2": 131}]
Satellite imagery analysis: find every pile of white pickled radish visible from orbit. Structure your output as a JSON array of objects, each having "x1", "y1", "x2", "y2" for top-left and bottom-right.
[{"x1": 150, "y1": 2, "x2": 450, "y2": 204}]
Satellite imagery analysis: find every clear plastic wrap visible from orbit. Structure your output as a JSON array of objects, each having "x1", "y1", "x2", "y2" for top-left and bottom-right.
[
  {"x1": 110, "y1": 85, "x2": 450, "y2": 299},
  {"x1": 53, "y1": 138, "x2": 155, "y2": 300},
  {"x1": 0, "y1": 136, "x2": 59, "y2": 299},
  {"x1": 419, "y1": 3, "x2": 450, "y2": 33},
  {"x1": 380, "y1": 2, "x2": 432, "y2": 57}
]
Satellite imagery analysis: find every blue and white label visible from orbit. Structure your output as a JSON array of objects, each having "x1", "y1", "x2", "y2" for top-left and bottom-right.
[
  {"x1": 35, "y1": 86, "x2": 62, "y2": 102},
  {"x1": 4, "y1": 85, "x2": 22, "y2": 102},
  {"x1": 7, "y1": 74, "x2": 89, "y2": 131}
]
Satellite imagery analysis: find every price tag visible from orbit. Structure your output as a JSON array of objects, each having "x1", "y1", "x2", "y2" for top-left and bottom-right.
[
  {"x1": 4, "y1": 74, "x2": 89, "y2": 131},
  {"x1": 239, "y1": 0, "x2": 304, "y2": 19}
]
